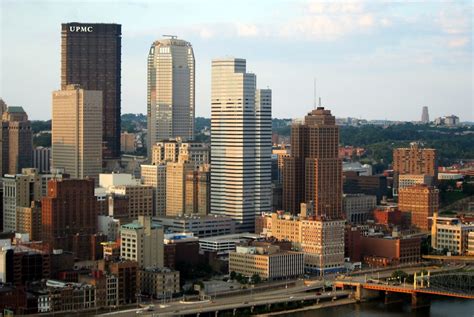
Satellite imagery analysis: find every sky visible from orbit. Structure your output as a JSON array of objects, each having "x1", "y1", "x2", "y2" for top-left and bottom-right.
[{"x1": 0, "y1": 0, "x2": 472, "y2": 121}]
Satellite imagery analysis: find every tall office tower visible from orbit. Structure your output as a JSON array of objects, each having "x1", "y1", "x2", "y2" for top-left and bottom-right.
[
  {"x1": 282, "y1": 107, "x2": 342, "y2": 217},
  {"x1": 393, "y1": 142, "x2": 437, "y2": 177},
  {"x1": 421, "y1": 106, "x2": 429, "y2": 124},
  {"x1": 61, "y1": 23, "x2": 121, "y2": 160},
  {"x1": 41, "y1": 178, "x2": 97, "y2": 256},
  {"x1": 151, "y1": 138, "x2": 208, "y2": 165},
  {"x1": 2, "y1": 169, "x2": 42, "y2": 232},
  {"x1": 398, "y1": 184, "x2": 439, "y2": 231},
  {"x1": 120, "y1": 216, "x2": 164, "y2": 268},
  {"x1": 52, "y1": 85, "x2": 103, "y2": 180},
  {"x1": 147, "y1": 38, "x2": 195, "y2": 153},
  {"x1": 210, "y1": 58, "x2": 272, "y2": 232},
  {"x1": 141, "y1": 164, "x2": 167, "y2": 216},
  {"x1": 1, "y1": 106, "x2": 33, "y2": 175}
]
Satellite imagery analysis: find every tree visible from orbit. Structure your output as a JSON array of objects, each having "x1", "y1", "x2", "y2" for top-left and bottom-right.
[
  {"x1": 251, "y1": 273, "x2": 262, "y2": 284},
  {"x1": 391, "y1": 270, "x2": 408, "y2": 282},
  {"x1": 230, "y1": 271, "x2": 237, "y2": 280}
]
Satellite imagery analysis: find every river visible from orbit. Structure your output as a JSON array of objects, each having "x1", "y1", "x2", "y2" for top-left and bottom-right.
[{"x1": 281, "y1": 298, "x2": 474, "y2": 317}]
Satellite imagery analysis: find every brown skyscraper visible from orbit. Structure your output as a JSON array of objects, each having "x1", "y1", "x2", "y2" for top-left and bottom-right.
[
  {"x1": 393, "y1": 142, "x2": 437, "y2": 177},
  {"x1": 283, "y1": 107, "x2": 342, "y2": 218},
  {"x1": 41, "y1": 179, "x2": 97, "y2": 258},
  {"x1": 61, "y1": 23, "x2": 121, "y2": 160},
  {"x1": 1, "y1": 107, "x2": 33, "y2": 175}
]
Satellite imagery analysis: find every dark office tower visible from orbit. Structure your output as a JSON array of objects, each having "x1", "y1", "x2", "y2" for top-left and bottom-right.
[
  {"x1": 61, "y1": 23, "x2": 121, "y2": 160},
  {"x1": 282, "y1": 107, "x2": 342, "y2": 218}
]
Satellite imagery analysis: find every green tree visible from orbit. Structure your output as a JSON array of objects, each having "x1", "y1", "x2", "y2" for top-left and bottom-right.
[
  {"x1": 251, "y1": 273, "x2": 262, "y2": 284},
  {"x1": 230, "y1": 271, "x2": 237, "y2": 280},
  {"x1": 391, "y1": 270, "x2": 408, "y2": 282}
]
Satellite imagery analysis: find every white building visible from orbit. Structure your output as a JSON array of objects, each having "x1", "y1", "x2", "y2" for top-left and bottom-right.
[
  {"x1": 120, "y1": 216, "x2": 164, "y2": 268},
  {"x1": 153, "y1": 214, "x2": 235, "y2": 238},
  {"x1": 431, "y1": 215, "x2": 474, "y2": 255},
  {"x1": 147, "y1": 38, "x2": 195, "y2": 151},
  {"x1": 199, "y1": 233, "x2": 261, "y2": 255},
  {"x1": 229, "y1": 246, "x2": 304, "y2": 281},
  {"x1": 210, "y1": 58, "x2": 272, "y2": 232}
]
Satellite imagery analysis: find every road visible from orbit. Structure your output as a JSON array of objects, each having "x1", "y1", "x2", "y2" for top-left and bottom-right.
[
  {"x1": 100, "y1": 290, "x2": 351, "y2": 317},
  {"x1": 99, "y1": 263, "x2": 460, "y2": 316}
]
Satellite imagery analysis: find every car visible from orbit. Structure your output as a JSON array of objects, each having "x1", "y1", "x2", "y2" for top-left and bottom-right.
[
  {"x1": 243, "y1": 301, "x2": 249, "y2": 304},
  {"x1": 316, "y1": 292, "x2": 321, "y2": 295},
  {"x1": 289, "y1": 296, "x2": 294, "y2": 299}
]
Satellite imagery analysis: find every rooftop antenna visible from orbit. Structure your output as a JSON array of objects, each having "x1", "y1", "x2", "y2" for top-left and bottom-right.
[
  {"x1": 162, "y1": 34, "x2": 178, "y2": 39},
  {"x1": 313, "y1": 78, "x2": 317, "y2": 109}
]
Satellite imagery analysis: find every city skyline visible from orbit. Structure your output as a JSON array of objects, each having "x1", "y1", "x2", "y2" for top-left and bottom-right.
[{"x1": 1, "y1": 0, "x2": 472, "y2": 122}]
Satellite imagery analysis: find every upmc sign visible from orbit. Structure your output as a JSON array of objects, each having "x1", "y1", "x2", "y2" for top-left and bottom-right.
[{"x1": 69, "y1": 26, "x2": 93, "y2": 33}]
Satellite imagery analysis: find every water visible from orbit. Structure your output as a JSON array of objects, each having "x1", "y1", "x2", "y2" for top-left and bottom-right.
[{"x1": 282, "y1": 298, "x2": 474, "y2": 317}]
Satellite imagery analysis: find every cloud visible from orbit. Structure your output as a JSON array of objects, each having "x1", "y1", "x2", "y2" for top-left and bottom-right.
[
  {"x1": 358, "y1": 14, "x2": 375, "y2": 27},
  {"x1": 448, "y1": 37, "x2": 469, "y2": 48},
  {"x1": 199, "y1": 27, "x2": 215, "y2": 39},
  {"x1": 235, "y1": 23, "x2": 259, "y2": 37},
  {"x1": 438, "y1": 7, "x2": 471, "y2": 35},
  {"x1": 307, "y1": 2, "x2": 364, "y2": 15}
]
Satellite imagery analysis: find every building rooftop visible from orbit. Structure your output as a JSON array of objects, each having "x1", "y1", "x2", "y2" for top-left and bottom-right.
[
  {"x1": 199, "y1": 233, "x2": 260, "y2": 242},
  {"x1": 6, "y1": 106, "x2": 26, "y2": 113}
]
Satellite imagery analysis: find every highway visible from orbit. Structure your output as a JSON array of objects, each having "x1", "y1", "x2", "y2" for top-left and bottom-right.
[
  {"x1": 100, "y1": 290, "x2": 351, "y2": 316},
  {"x1": 99, "y1": 263, "x2": 463, "y2": 316}
]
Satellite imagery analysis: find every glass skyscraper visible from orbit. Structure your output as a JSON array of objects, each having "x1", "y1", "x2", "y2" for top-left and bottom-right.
[{"x1": 147, "y1": 37, "x2": 195, "y2": 153}]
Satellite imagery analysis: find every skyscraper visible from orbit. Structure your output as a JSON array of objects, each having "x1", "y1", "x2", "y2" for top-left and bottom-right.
[
  {"x1": 61, "y1": 23, "x2": 121, "y2": 160},
  {"x1": 282, "y1": 107, "x2": 342, "y2": 218},
  {"x1": 421, "y1": 106, "x2": 429, "y2": 124},
  {"x1": 147, "y1": 37, "x2": 195, "y2": 153},
  {"x1": 1, "y1": 106, "x2": 33, "y2": 175},
  {"x1": 52, "y1": 85, "x2": 103, "y2": 180},
  {"x1": 210, "y1": 58, "x2": 272, "y2": 232}
]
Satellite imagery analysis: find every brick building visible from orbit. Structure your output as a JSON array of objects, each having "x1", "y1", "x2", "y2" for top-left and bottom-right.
[{"x1": 398, "y1": 184, "x2": 439, "y2": 231}]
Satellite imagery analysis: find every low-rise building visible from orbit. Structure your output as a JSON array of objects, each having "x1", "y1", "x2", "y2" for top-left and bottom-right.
[
  {"x1": 153, "y1": 215, "x2": 235, "y2": 238},
  {"x1": 229, "y1": 245, "x2": 304, "y2": 281},
  {"x1": 163, "y1": 233, "x2": 199, "y2": 269},
  {"x1": 199, "y1": 233, "x2": 261, "y2": 256},
  {"x1": 360, "y1": 235, "x2": 421, "y2": 267},
  {"x1": 138, "y1": 267, "x2": 180, "y2": 299},
  {"x1": 258, "y1": 212, "x2": 345, "y2": 274},
  {"x1": 120, "y1": 216, "x2": 164, "y2": 268},
  {"x1": 468, "y1": 232, "x2": 474, "y2": 256},
  {"x1": 431, "y1": 214, "x2": 474, "y2": 255},
  {"x1": 343, "y1": 194, "x2": 376, "y2": 224}
]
